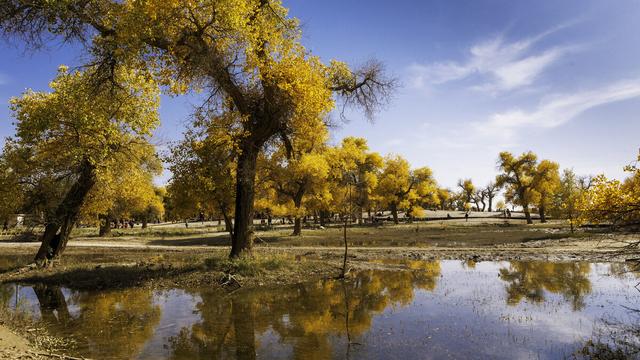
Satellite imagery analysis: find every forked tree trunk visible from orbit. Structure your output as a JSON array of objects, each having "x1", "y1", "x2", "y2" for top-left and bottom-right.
[
  {"x1": 35, "y1": 159, "x2": 96, "y2": 266},
  {"x1": 230, "y1": 145, "x2": 259, "y2": 258}
]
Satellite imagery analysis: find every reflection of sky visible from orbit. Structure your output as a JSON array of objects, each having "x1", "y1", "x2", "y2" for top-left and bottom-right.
[
  {"x1": 137, "y1": 289, "x2": 203, "y2": 360},
  {"x1": 345, "y1": 261, "x2": 614, "y2": 359},
  {"x1": 3, "y1": 260, "x2": 640, "y2": 360}
]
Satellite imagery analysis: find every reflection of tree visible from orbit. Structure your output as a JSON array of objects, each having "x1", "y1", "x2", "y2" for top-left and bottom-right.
[
  {"x1": 0, "y1": 284, "x2": 14, "y2": 308},
  {"x1": 499, "y1": 261, "x2": 591, "y2": 310},
  {"x1": 170, "y1": 263, "x2": 441, "y2": 360},
  {"x1": 30, "y1": 285, "x2": 161, "y2": 359}
]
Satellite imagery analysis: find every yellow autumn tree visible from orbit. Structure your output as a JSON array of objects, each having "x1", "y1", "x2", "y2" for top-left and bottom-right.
[
  {"x1": 5, "y1": 66, "x2": 159, "y2": 265},
  {"x1": 0, "y1": 0, "x2": 395, "y2": 257},
  {"x1": 496, "y1": 151, "x2": 539, "y2": 224},
  {"x1": 578, "y1": 152, "x2": 640, "y2": 228},
  {"x1": 258, "y1": 120, "x2": 330, "y2": 236},
  {"x1": 376, "y1": 155, "x2": 436, "y2": 224},
  {"x1": 166, "y1": 111, "x2": 237, "y2": 236},
  {"x1": 532, "y1": 160, "x2": 561, "y2": 223}
]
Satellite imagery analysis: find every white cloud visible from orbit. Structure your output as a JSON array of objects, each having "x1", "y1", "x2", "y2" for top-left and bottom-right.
[
  {"x1": 473, "y1": 79, "x2": 640, "y2": 141},
  {"x1": 408, "y1": 24, "x2": 577, "y2": 93}
]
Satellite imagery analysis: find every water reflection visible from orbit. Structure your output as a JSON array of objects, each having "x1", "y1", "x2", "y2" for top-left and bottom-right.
[
  {"x1": 12, "y1": 285, "x2": 161, "y2": 359},
  {"x1": 1, "y1": 260, "x2": 639, "y2": 359},
  {"x1": 499, "y1": 261, "x2": 591, "y2": 310},
  {"x1": 170, "y1": 263, "x2": 441, "y2": 360}
]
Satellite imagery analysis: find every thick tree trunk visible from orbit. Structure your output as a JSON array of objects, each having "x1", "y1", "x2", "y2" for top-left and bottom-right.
[
  {"x1": 391, "y1": 203, "x2": 399, "y2": 224},
  {"x1": 488, "y1": 197, "x2": 494, "y2": 212},
  {"x1": 230, "y1": 146, "x2": 259, "y2": 258},
  {"x1": 523, "y1": 206, "x2": 533, "y2": 224},
  {"x1": 232, "y1": 298, "x2": 256, "y2": 360},
  {"x1": 142, "y1": 216, "x2": 148, "y2": 229},
  {"x1": 292, "y1": 194, "x2": 303, "y2": 236},
  {"x1": 35, "y1": 159, "x2": 96, "y2": 266},
  {"x1": 539, "y1": 205, "x2": 547, "y2": 223},
  {"x1": 319, "y1": 210, "x2": 327, "y2": 227},
  {"x1": 98, "y1": 213, "x2": 112, "y2": 237},
  {"x1": 33, "y1": 285, "x2": 71, "y2": 325},
  {"x1": 293, "y1": 217, "x2": 302, "y2": 236}
]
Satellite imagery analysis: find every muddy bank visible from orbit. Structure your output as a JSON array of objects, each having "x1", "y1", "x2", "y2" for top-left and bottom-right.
[{"x1": 0, "y1": 235, "x2": 637, "y2": 292}]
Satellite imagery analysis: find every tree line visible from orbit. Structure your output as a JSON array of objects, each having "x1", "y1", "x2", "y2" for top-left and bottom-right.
[{"x1": 0, "y1": 0, "x2": 637, "y2": 267}]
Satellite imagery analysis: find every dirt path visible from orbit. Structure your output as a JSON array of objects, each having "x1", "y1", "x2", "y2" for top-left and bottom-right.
[
  {"x1": 0, "y1": 324, "x2": 33, "y2": 359},
  {"x1": 0, "y1": 236, "x2": 630, "y2": 263}
]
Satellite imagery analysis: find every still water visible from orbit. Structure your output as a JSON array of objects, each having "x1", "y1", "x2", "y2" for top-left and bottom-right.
[{"x1": 1, "y1": 260, "x2": 639, "y2": 359}]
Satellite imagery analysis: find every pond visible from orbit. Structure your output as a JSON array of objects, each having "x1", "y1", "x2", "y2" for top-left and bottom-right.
[{"x1": 1, "y1": 260, "x2": 639, "y2": 359}]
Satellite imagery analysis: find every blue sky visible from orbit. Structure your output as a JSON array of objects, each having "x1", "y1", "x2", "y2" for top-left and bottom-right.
[{"x1": 1, "y1": 0, "x2": 639, "y2": 189}]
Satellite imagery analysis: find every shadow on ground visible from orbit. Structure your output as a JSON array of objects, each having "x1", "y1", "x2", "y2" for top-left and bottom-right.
[{"x1": 148, "y1": 236, "x2": 231, "y2": 247}]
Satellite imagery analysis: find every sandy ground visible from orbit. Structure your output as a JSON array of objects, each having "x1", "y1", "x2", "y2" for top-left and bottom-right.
[{"x1": 0, "y1": 325, "x2": 32, "y2": 359}]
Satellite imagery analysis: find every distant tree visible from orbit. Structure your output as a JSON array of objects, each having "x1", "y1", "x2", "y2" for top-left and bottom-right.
[
  {"x1": 550, "y1": 169, "x2": 590, "y2": 232},
  {"x1": 578, "y1": 152, "x2": 640, "y2": 228},
  {"x1": 436, "y1": 188, "x2": 453, "y2": 210},
  {"x1": 496, "y1": 151, "x2": 538, "y2": 224},
  {"x1": 376, "y1": 156, "x2": 436, "y2": 224},
  {"x1": 484, "y1": 182, "x2": 500, "y2": 212},
  {"x1": 533, "y1": 160, "x2": 561, "y2": 223},
  {"x1": 259, "y1": 123, "x2": 330, "y2": 236},
  {"x1": 457, "y1": 179, "x2": 476, "y2": 211}
]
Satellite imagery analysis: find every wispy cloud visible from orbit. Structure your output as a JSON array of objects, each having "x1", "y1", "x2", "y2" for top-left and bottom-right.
[
  {"x1": 408, "y1": 23, "x2": 578, "y2": 93},
  {"x1": 473, "y1": 79, "x2": 640, "y2": 141}
]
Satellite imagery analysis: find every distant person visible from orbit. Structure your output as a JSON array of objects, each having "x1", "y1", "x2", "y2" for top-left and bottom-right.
[
  {"x1": 185, "y1": 220, "x2": 189, "y2": 228},
  {"x1": 447, "y1": 213, "x2": 452, "y2": 219},
  {"x1": 465, "y1": 212, "x2": 469, "y2": 222},
  {"x1": 506, "y1": 209, "x2": 512, "y2": 218},
  {"x1": 129, "y1": 219, "x2": 135, "y2": 228}
]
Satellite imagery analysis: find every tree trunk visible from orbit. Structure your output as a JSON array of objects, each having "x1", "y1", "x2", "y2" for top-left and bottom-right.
[
  {"x1": 230, "y1": 146, "x2": 259, "y2": 258},
  {"x1": 488, "y1": 197, "x2": 493, "y2": 212},
  {"x1": 33, "y1": 284, "x2": 71, "y2": 325},
  {"x1": 232, "y1": 298, "x2": 256, "y2": 360},
  {"x1": 539, "y1": 205, "x2": 547, "y2": 223},
  {"x1": 319, "y1": 210, "x2": 327, "y2": 227},
  {"x1": 292, "y1": 192, "x2": 304, "y2": 236},
  {"x1": 98, "y1": 213, "x2": 112, "y2": 237},
  {"x1": 142, "y1": 216, "x2": 148, "y2": 229},
  {"x1": 35, "y1": 159, "x2": 96, "y2": 266},
  {"x1": 523, "y1": 206, "x2": 533, "y2": 224},
  {"x1": 391, "y1": 203, "x2": 399, "y2": 224}
]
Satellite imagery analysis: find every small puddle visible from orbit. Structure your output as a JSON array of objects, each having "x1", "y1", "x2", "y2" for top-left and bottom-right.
[{"x1": 1, "y1": 260, "x2": 639, "y2": 359}]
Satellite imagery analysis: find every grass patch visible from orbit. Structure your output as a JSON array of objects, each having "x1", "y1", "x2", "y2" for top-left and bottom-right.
[{"x1": 204, "y1": 254, "x2": 292, "y2": 276}]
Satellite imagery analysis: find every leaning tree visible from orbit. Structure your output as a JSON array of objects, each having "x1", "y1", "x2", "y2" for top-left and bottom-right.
[{"x1": 4, "y1": 66, "x2": 159, "y2": 265}]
